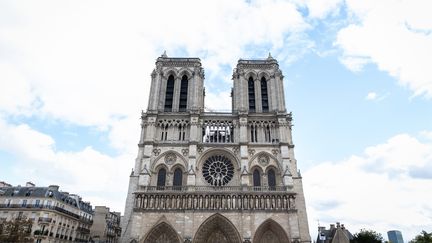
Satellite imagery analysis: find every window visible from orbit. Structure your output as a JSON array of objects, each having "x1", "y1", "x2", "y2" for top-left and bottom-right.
[
  {"x1": 173, "y1": 168, "x2": 183, "y2": 189},
  {"x1": 202, "y1": 155, "x2": 234, "y2": 186},
  {"x1": 268, "y1": 169, "x2": 276, "y2": 190},
  {"x1": 164, "y1": 75, "x2": 175, "y2": 112},
  {"x1": 261, "y1": 77, "x2": 269, "y2": 112},
  {"x1": 22, "y1": 199, "x2": 27, "y2": 207},
  {"x1": 6, "y1": 199, "x2": 12, "y2": 207},
  {"x1": 161, "y1": 124, "x2": 168, "y2": 141},
  {"x1": 157, "y1": 168, "x2": 166, "y2": 189},
  {"x1": 248, "y1": 77, "x2": 256, "y2": 112},
  {"x1": 253, "y1": 169, "x2": 261, "y2": 187},
  {"x1": 179, "y1": 75, "x2": 188, "y2": 111}
]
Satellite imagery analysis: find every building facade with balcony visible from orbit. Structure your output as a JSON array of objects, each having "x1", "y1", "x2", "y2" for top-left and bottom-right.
[
  {"x1": 121, "y1": 53, "x2": 311, "y2": 243},
  {"x1": 0, "y1": 182, "x2": 94, "y2": 242},
  {"x1": 90, "y1": 206, "x2": 121, "y2": 243}
]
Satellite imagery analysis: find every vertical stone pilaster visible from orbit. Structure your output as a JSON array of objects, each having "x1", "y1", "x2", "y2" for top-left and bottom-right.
[
  {"x1": 172, "y1": 76, "x2": 181, "y2": 112},
  {"x1": 255, "y1": 78, "x2": 262, "y2": 113}
]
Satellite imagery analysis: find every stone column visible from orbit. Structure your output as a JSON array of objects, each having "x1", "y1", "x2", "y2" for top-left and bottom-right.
[{"x1": 255, "y1": 78, "x2": 262, "y2": 113}]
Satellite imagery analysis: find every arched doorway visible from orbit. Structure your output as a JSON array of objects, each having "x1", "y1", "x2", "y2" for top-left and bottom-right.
[
  {"x1": 143, "y1": 222, "x2": 181, "y2": 243},
  {"x1": 193, "y1": 214, "x2": 242, "y2": 243},
  {"x1": 253, "y1": 219, "x2": 290, "y2": 243}
]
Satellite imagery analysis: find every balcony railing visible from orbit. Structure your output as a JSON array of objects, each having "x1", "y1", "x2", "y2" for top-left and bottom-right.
[
  {"x1": 0, "y1": 204, "x2": 80, "y2": 219},
  {"x1": 133, "y1": 186, "x2": 296, "y2": 212},
  {"x1": 77, "y1": 226, "x2": 90, "y2": 234},
  {"x1": 137, "y1": 186, "x2": 291, "y2": 193},
  {"x1": 38, "y1": 217, "x2": 53, "y2": 224}
]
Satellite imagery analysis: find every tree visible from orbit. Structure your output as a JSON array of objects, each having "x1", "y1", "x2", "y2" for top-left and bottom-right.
[
  {"x1": 409, "y1": 231, "x2": 432, "y2": 243},
  {"x1": 0, "y1": 216, "x2": 34, "y2": 243},
  {"x1": 352, "y1": 229, "x2": 384, "y2": 243}
]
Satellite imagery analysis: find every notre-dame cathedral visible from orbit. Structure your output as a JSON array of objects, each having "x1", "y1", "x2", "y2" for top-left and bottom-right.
[{"x1": 121, "y1": 53, "x2": 311, "y2": 243}]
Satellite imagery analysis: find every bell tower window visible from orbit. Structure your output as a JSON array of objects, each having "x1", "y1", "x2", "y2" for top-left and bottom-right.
[
  {"x1": 261, "y1": 77, "x2": 269, "y2": 112},
  {"x1": 248, "y1": 77, "x2": 256, "y2": 112},
  {"x1": 164, "y1": 75, "x2": 175, "y2": 112},
  {"x1": 179, "y1": 75, "x2": 188, "y2": 112}
]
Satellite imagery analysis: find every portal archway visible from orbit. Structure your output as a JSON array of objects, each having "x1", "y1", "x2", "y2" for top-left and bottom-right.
[
  {"x1": 143, "y1": 222, "x2": 181, "y2": 243},
  {"x1": 253, "y1": 219, "x2": 290, "y2": 243},
  {"x1": 193, "y1": 214, "x2": 242, "y2": 243}
]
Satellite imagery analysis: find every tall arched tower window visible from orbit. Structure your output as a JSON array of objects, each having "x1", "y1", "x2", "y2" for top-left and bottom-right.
[
  {"x1": 253, "y1": 169, "x2": 261, "y2": 187},
  {"x1": 157, "y1": 168, "x2": 166, "y2": 189},
  {"x1": 268, "y1": 169, "x2": 276, "y2": 190},
  {"x1": 248, "y1": 77, "x2": 256, "y2": 112},
  {"x1": 261, "y1": 77, "x2": 269, "y2": 112},
  {"x1": 179, "y1": 75, "x2": 188, "y2": 112},
  {"x1": 164, "y1": 75, "x2": 175, "y2": 112},
  {"x1": 173, "y1": 168, "x2": 183, "y2": 189}
]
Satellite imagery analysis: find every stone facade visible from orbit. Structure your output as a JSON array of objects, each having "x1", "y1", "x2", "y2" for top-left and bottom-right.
[
  {"x1": 0, "y1": 182, "x2": 94, "y2": 243},
  {"x1": 121, "y1": 53, "x2": 311, "y2": 243},
  {"x1": 90, "y1": 206, "x2": 122, "y2": 243}
]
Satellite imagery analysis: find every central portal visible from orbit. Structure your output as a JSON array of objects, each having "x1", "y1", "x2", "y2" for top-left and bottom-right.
[{"x1": 193, "y1": 214, "x2": 242, "y2": 243}]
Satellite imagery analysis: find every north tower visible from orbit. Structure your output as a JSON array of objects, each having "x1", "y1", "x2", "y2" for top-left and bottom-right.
[{"x1": 121, "y1": 53, "x2": 311, "y2": 243}]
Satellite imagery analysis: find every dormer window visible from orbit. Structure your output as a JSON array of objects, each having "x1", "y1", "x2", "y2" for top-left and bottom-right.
[{"x1": 47, "y1": 190, "x2": 54, "y2": 197}]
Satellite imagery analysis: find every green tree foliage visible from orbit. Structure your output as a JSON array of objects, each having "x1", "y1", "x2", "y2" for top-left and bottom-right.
[
  {"x1": 352, "y1": 229, "x2": 384, "y2": 243},
  {"x1": 409, "y1": 231, "x2": 432, "y2": 243},
  {"x1": 0, "y1": 216, "x2": 34, "y2": 243}
]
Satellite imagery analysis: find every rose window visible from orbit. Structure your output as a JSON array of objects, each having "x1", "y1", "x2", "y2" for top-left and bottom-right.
[{"x1": 202, "y1": 155, "x2": 234, "y2": 186}]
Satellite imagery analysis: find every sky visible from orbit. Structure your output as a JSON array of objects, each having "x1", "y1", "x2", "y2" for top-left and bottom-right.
[{"x1": 0, "y1": 0, "x2": 431, "y2": 241}]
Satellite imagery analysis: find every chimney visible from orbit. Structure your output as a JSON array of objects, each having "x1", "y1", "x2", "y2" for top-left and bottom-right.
[
  {"x1": 336, "y1": 222, "x2": 341, "y2": 228},
  {"x1": 330, "y1": 224, "x2": 335, "y2": 230},
  {"x1": 26, "y1": 182, "x2": 35, "y2": 187},
  {"x1": 318, "y1": 226, "x2": 326, "y2": 232}
]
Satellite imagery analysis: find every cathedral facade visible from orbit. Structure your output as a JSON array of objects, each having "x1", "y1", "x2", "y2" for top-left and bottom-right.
[{"x1": 121, "y1": 53, "x2": 311, "y2": 243}]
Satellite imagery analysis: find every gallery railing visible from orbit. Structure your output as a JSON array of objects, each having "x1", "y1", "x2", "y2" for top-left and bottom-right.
[
  {"x1": 133, "y1": 186, "x2": 297, "y2": 212},
  {"x1": 138, "y1": 186, "x2": 291, "y2": 193}
]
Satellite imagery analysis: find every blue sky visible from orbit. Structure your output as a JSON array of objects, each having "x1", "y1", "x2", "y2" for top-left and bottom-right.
[{"x1": 1, "y1": 0, "x2": 431, "y2": 241}]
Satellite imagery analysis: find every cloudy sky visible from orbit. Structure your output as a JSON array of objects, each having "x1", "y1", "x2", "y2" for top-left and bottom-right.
[{"x1": 1, "y1": 0, "x2": 431, "y2": 241}]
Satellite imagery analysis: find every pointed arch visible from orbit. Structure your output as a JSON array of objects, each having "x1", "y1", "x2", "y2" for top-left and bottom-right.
[
  {"x1": 253, "y1": 219, "x2": 290, "y2": 243},
  {"x1": 151, "y1": 150, "x2": 188, "y2": 172},
  {"x1": 143, "y1": 222, "x2": 181, "y2": 243},
  {"x1": 193, "y1": 213, "x2": 242, "y2": 243},
  {"x1": 248, "y1": 151, "x2": 282, "y2": 172}
]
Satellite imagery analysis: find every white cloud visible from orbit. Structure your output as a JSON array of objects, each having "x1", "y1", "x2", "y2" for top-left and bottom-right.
[
  {"x1": 365, "y1": 92, "x2": 377, "y2": 100},
  {"x1": 365, "y1": 91, "x2": 389, "y2": 101},
  {"x1": 0, "y1": 118, "x2": 132, "y2": 212},
  {"x1": 0, "y1": 0, "x2": 316, "y2": 213},
  {"x1": 302, "y1": 0, "x2": 343, "y2": 19},
  {"x1": 336, "y1": 0, "x2": 432, "y2": 98},
  {"x1": 304, "y1": 132, "x2": 432, "y2": 240}
]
